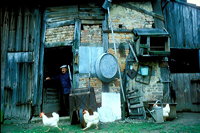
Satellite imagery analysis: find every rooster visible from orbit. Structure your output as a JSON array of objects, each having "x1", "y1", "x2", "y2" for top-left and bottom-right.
[
  {"x1": 82, "y1": 110, "x2": 99, "y2": 131},
  {"x1": 163, "y1": 104, "x2": 170, "y2": 121},
  {"x1": 40, "y1": 112, "x2": 62, "y2": 132}
]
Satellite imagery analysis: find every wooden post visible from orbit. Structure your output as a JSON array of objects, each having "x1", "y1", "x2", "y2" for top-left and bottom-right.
[
  {"x1": 1, "y1": 8, "x2": 9, "y2": 113},
  {"x1": 102, "y1": 14, "x2": 109, "y2": 52},
  {"x1": 102, "y1": 13, "x2": 110, "y2": 92},
  {"x1": 36, "y1": 8, "x2": 46, "y2": 115},
  {"x1": 107, "y1": 7, "x2": 126, "y2": 120},
  {"x1": 151, "y1": 0, "x2": 165, "y2": 28},
  {"x1": 73, "y1": 19, "x2": 81, "y2": 89}
]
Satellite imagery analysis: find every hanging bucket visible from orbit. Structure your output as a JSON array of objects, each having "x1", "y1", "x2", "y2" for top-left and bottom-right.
[{"x1": 140, "y1": 66, "x2": 149, "y2": 76}]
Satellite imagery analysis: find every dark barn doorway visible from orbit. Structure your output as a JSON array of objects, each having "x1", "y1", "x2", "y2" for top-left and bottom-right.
[
  {"x1": 43, "y1": 46, "x2": 73, "y2": 116},
  {"x1": 169, "y1": 49, "x2": 200, "y2": 73}
]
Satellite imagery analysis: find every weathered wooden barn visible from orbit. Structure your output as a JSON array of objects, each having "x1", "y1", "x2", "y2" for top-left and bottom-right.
[
  {"x1": 163, "y1": 0, "x2": 200, "y2": 112},
  {"x1": 1, "y1": 0, "x2": 200, "y2": 123}
]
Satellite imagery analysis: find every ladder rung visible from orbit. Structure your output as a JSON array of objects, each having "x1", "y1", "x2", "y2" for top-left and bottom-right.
[
  {"x1": 129, "y1": 116, "x2": 145, "y2": 119},
  {"x1": 127, "y1": 95, "x2": 141, "y2": 99},
  {"x1": 127, "y1": 89, "x2": 139, "y2": 94},
  {"x1": 129, "y1": 101, "x2": 140, "y2": 104},
  {"x1": 129, "y1": 112, "x2": 144, "y2": 116},
  {"x1": 130, "y1": 104, "x2": 144, "y2": 109},
  {"x1": 69, "y1": 92, "x2": 90, "y2": 96}
]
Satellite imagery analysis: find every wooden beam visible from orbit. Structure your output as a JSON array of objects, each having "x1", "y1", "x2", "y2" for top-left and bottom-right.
[
  {"x1": 46, "y1": 5, "x2": 78, "y2": 13},
  {"x1": 79, "y1": 15, "x2": 104, "y2": 20},
  {"x1": 79, "y1": 7, "x2": 103, "y2": 12},
  {"x1": 44, "y1": 41, "x2": 73, "y2": 48},
  {"x1": 46, "y1": 12, "x2": 78, "y2": 18},
  {"x1": 119, "y1": 3, "x2": 164, "y2": 21},
  {"x1": 46, "y1": 16, "x2": 78, "y2": 23},
  {"x1": 80, "y1": 43, "x2": 102, "y2": 46},
  {"x1": 46, "y1": 20, "x2": 75, "y2": 28},
  {"x1": 7, "y1": 52, "x2": 33, "y2": 62},
  {"x1": 103, "y1": 29, "x2": 132, "y2": 33},
  {"x1": 73, "y1": 19, "x2": 81, "y2": 89},
  {"x1": 81, "y1": 20, "x2": 102, "y2": 24},
  {"x1": 102, "y1": 14, "x2": 109, "y2": 52},
  {"x1": 151, "y1": 0, "x2": 165, "y2": 28},
  {"x1": 35, "y1": 8, "x2": 46, "y2": 112}
]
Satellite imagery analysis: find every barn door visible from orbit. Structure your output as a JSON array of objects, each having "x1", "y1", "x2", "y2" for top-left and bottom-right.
[
  {"x1": 2, "y1": 8, "x2": 42, "y2": 122},
  {"x1": 5, "y1": 52, "x2": 34, "y2": 121}
]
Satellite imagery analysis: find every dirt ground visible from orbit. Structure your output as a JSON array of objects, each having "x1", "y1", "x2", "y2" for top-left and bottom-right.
[
  {"x1": 165, "y1": 112, "x2": 200, "y2": 125},
  {"x1": 142, "y1": 112, "x2": 200, "y2": 133},
  {"x1": 1, "y1": 112, "x2": 200, "y2": 133}
]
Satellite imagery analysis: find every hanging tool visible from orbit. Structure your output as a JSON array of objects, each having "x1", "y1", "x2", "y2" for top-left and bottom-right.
[
  {"x1": 103, "y1": 0, "x2": 126, "y2": 101},
  {"x1": 128, "y1": 42, "x2": 139, "y2": 63},
  {"x1": 68, "y1": 65, "x2": 73, "y2": 93}
]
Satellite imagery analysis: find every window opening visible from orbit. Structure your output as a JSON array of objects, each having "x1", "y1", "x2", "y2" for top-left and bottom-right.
[
  {"x1": 150, "y1": 37, "x2": 167, "y2": 51},
  {"x1": 169, "y1": 49, "x2": 200, "y2": 73}
]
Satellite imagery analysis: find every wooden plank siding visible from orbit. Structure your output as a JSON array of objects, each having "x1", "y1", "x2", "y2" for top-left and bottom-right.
[
  {"x1": 163, "y1": 1, "x2": 200, "y2": 112},
  {"x1": 1, "y1": 8, "x2": 10, "y2": 115},
  {"x1": 45, "y1": 4, "x2": 104, "y2": 24},
  {"x1": 1, "y1": 8, "x2": 42, "y2": 121},
  {"x1": 163, "y1": 1, "x2": 200, "y2": 49},
  {"x1": 171, "y1": 73, "x2": 200, "y2": 112}
]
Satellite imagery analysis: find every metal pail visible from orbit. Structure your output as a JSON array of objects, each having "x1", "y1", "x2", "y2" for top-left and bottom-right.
[
  {"x1": 151, "y1": 100, "x2": 164, "y2": 123},
  {"x1": 95, "y1": 53, "x2": 118, "y2": 82}
]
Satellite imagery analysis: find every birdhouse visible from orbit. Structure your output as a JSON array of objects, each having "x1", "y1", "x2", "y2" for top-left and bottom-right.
[{"x1": 133, "y1": 28, "x2": 170, "y2": 56}]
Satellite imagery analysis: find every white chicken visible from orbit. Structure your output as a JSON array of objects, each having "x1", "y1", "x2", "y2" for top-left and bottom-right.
[
  {"x1": 163, "y1": 104, "x2": 170, "y2": 121},
  {"x1": 40, "y1": 112, "x2": 62, "y2": 132},
  {"x1": 82, "y1": 110, "x2": 99, "y2": 131}
]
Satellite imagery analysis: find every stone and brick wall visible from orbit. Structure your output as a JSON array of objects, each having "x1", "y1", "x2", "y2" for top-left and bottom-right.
[
  {"x1": 105, "y1": 2, "x2": 165, "y2": 102},
  {"x1": 44, "y1": 1, "x2": 165, "y2": 104},
  {"x1": 110, "y1": 2, "x2": 154, "y2": 29},
  {"x1": 108, "y1": 2, "x2": 154, "y2": 44},
  {"x1": 128, "y1": 62, "x2": 164, "y2": 101},
  {"x1": 81, "y1": 25, "x2": 102, "y2": 44},
  {"x1": 45, "y1": 25, "x2": 74, "y2": 43}
]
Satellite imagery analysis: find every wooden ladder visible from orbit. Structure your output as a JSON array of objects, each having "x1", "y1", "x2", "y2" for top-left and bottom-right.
[
  {"x1": 126, "y1": 88, "x2": 146, "y2": 119},
  {"x1": 123, "y1": 43, "x2": 146, "y2": 119}
]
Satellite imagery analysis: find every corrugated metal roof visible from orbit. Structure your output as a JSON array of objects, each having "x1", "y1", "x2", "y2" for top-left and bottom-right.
[{"x1": 133, "y1": 28, "x2": 170, "y2": 36}]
